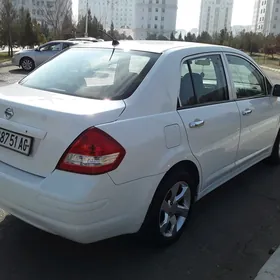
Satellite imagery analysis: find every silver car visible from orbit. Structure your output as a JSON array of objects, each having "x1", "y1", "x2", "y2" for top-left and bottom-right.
[{"x1": 12, "y1": 40, "x2": 82, "y2": 71}]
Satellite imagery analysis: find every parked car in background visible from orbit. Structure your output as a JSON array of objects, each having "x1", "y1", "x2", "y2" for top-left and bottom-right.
[
  {"x1": 12, "y1": 40, "x2": 87, "y2": 71},
  {"x1": 68, "y1": 37, "x2": 99, "y2": 43},
  {"x1": 1, "y1": 40, "x2": 280, "y2": 246}
]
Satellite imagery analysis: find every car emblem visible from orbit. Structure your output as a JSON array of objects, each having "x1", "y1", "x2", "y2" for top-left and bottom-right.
[{"x1": 4, "y1": 107, "x2": 14, "y2": 120}]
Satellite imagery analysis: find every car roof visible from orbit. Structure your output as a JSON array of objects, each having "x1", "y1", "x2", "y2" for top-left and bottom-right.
[{"x1": 72, "y1": 40, "x2": 236, "y2": 54}]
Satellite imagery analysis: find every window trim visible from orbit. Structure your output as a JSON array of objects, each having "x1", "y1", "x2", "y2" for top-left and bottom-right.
[
  {"x1": 222, "y1": 52, "x2": 270, "y2": 100},
  {"x1": 178, "y1": 52, "x2": 232, "y2": 110}
]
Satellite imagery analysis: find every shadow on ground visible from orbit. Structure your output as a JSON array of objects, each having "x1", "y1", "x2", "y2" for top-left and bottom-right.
[
  {"x1": 0, "y1": 162, "x2": 280, "y2": 280},
  {"x1": 9, "y1": 69, "x2": 28, "y2": 75}
]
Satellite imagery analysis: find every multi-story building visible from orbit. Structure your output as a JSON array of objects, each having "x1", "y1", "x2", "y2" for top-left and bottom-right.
[
  {"x1": 78, "y1": 0, "x2": 135, "y2": 30},
  {"x1": 10, "y1": 0, "x2": 72, "y2": 28},
  {"x1": 78, "y1": 0, "x2": 178, "y2": 39},
  {"x1": 252, "y1": 0, "x2": 280, "y2": 35},
  {"x1": 231, "y1": 25, "x2": 251, "y2": 36},
  {"x1": 133, "y1": 0, "x2": 178, "y2": 40},
  {"x1": 198, "y1": 0, "x2": 234, "y2": 35}
]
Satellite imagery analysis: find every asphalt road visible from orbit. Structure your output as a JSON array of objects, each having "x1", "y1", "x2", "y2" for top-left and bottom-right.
[{"x1": 0, "y1": 67, "x2": 279, "y2": 280}]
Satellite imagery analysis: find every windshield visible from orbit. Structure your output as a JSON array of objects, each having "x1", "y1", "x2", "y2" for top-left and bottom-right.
[{"x1": 19, "y1": 48, "x2": 160, "y2": 100}]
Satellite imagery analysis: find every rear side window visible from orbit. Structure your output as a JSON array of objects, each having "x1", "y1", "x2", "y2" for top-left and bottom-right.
[
  {"x1": 20, "y1": 48, "x2": 160, "y2": 100},
  {"x1": 179, "y1": 54, "x2": 228, "y2": 107}
]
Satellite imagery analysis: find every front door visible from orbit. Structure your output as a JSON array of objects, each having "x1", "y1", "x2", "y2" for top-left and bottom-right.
[
  {"x1": 225, "y1": 54, "x2": 279, "y2": 169},
  {"x1": 36, "y1": 42, "x2": 62, "y2": 65},
  {"x1": 178, "y1": 54, "x2": 240, "y2": 191}
]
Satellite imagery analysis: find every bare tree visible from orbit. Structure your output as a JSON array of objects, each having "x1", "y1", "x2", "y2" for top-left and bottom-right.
[
  {"x1": 0, "y1": 0, "x2": 17, "y2": 56},
  {"x1": 42, "y1": 0, "x2": 72, "y2": 38}
]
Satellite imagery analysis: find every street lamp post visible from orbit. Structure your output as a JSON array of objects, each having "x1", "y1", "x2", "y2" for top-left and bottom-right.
[{"x1": 85, "y1": 0, "x2": 88, "y2": 37}]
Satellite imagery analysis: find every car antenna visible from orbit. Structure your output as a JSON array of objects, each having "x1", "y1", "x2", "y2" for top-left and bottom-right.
[{"x1": 98, "y1": 29, "x2": 119, "y2": 47}]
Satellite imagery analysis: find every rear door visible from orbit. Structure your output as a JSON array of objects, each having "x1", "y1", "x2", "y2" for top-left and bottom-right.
[
  {"x1": 225, "y1": 54, "x2": 279, "y2": 168},
  {"x1": 178, "y1": 53, "x2": 240, "y2": 190}
]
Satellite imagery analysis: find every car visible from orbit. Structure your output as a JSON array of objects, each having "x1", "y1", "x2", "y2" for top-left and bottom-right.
[
  {"x1": 68, "y1": 37, "x2": 99, "y2": 43},
  {"x1": 1, "y1": 40, "x2": 280, "y2": 246},
  {"x1": 11, "y1": 40, "x2": 86, "y2": 72}
]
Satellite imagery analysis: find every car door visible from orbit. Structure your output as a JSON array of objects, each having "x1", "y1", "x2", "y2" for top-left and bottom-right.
[
  {"x1": 178, "y1": 53, "x2": 241, "y2": 191},
  {"x1": 36, "y1": 42, "x2": 62, "y2": 65},
  {"x1": 225, "y1": 54, "x2": 279, "y2": 170}
]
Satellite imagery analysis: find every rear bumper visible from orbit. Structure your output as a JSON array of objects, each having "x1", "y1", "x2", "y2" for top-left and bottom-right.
[{"x1": 0, "y1": 161, "x2": 162, "y2": 243}]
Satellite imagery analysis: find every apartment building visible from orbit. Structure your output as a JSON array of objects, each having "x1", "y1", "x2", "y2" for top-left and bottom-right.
[
  {"x1": 198, "y1": 0, "x2": 234, "y2": 35},
  {"x1": 78, "y1": 0, "x2": 135, "y2": 30},
  {"x1": 252, "y1": 0, "x2": 280, "y2": 35},
  {"x1": 133, "y1": 0, "x2": 178, "y2": 39},
  {"x1": 78, "y1": 0, "x2": 178, "y2": 39},
  {"x1": 10, "y1": 0, "x2": 72, "y2": 27}
]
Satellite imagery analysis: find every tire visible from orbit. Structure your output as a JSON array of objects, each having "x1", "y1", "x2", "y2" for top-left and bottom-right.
[
  {"x1": 267, "y1": 131, "x2": 280, "y2": 165},
  {"x1": 20, "y1": 57, "x2": 35, "y2": 72},
  {"x1": 139, "y1": 169, "x2": 195, "y2": 247}
]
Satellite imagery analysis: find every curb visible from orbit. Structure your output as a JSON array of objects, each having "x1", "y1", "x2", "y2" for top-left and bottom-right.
[
  {"x1": 261, "y1": 65, "x2": 280, "y2": 73},
  {"x1": 255, "y1": 247, "x2": 280, "y2": 279}
]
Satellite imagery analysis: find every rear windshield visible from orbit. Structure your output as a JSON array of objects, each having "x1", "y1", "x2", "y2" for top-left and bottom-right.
[{"x1": 19, "y1": 48, "x2": 160, "y2": 100}]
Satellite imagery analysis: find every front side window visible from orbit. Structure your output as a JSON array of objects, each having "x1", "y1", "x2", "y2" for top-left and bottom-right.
[
  {"x1": 226, "y1": 55, "x2": 267, "y2": 99},
  {"x1": 19, "y1": 48, "x2": 160, "y2": 100},
  {"x1": 40, "y1": 42, "x2": 61, "y2": 51},
  {"x1": 179, "y1": 54, "x2": 228, "y2": 107}
]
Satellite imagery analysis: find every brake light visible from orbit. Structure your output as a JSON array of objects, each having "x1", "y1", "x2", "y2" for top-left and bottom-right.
[{"x1": 57, "y1": 127, "x2": 126, "y2": 175}]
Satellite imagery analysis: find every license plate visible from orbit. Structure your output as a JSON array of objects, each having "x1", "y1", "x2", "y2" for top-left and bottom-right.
[{"x1": 0, "y1": 128, "x2": 33, "y2": 156}]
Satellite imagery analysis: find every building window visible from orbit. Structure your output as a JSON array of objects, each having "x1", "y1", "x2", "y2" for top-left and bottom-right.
[
  {"x1": 275, "y1": 16, "x2": 278, "y2": 20},
  {"x1": 161, "y1": 16, "x2": 164, "y2": 20},
  {"x1": 276, "y1": 8, "x2": 279, "y2": 12},
  {"x1": 162, "y1": 0, "x2": 165, "y2": 3},
  {"x1": 273, "y1": 24, "x2": 276, "y2": 28},
  {"x1": 148, "y1": 7, "x2": 152, "y2": 12},
  {"x1": 155, "y1": 16, "x2": 158, "y2": 20},
  {"x1": 148, "y1": 24, "x2": 150, "y2": 28},
  {"x1": 160, "y1": 25, "x2": 164, "y2": 29},
  {"x1": 154, "y1": 24, "x2": 157, "y2": 28},
  {"x1": 155, "y1": 8, "x2": 158, "y2": 12},
  {"x1": 156, "y1": 0, "x2": 159, "y2": 3},
  {"x1": 149, "y1": 0, "x2": 152, "y2": 3},
  {"x1": 162, "y1": 8, "x2": 165, "y2": 12}
]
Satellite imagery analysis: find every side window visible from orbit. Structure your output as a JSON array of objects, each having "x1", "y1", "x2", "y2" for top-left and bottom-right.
[
  {"x1": 62, "y1": 43, "x2": 71, "y2": 50},
  {"x1": 40, "y1": 43, "x2": 61, "y2": 52},
  {"x1": 179, "y1": 61, "x2": 196, "y2": 106},
  {"x1": 179, "y1": 54, "x2": 228, "y2": 107},
  {"x1": 266, "y1": 78, "x2": 273, "y2": 95},
  {"x1": 226, "y1": 55, "x2": 267, "y2": 99}
]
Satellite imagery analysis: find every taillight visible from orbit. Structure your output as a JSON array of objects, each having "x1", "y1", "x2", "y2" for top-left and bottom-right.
[{"x1": 57, "y1": 127, "x2": 126, "y2": 175}]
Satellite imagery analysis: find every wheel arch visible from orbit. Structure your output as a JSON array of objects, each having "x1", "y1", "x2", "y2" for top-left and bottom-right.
[
  {"x1": 162, "y1": 160, "x2": 200, "y2": 199},
  {"x1": 20, "y1": 56, "x2": 35, "y2": 69}
]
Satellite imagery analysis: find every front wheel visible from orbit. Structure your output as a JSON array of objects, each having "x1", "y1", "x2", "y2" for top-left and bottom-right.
[
  {"x1": 20, "y1": 57, "x2": 35, "y2": 72},
  {"x1": 139, "y1": 170, "x2": 194, "y2": 246}
]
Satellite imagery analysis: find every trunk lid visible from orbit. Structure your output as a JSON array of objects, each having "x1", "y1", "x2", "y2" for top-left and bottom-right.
[{"x1": 0, "y1": 84, "x2": 125, "y2": 177}]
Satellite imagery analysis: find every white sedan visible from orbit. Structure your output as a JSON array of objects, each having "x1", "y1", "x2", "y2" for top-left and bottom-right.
[{"x1": 0, "y1": 40, "x2": 280, "y2": 246}]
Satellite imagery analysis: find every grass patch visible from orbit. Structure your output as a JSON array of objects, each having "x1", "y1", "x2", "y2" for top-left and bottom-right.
[
  {"x1": 250, "y1": 53, "x2": 280, "y2": 69},
  {"x1": 0, "y1": 52, "x2": 11, "y2": 63}
]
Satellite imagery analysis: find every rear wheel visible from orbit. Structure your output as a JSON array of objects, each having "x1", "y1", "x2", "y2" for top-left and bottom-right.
[
  {"x1": 139, "y1": 170, "x2": 194, "y2": 246},
  {"x1": 20, "y1": 57, "x2": 35, "y2": 71}
]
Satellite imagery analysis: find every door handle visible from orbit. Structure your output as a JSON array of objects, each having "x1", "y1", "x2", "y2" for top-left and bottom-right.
[
  {"x1": 189, "y1": 119, "x2": 205, "y2": 128},
  {"x1": 242, "y1": 109, "x2": 253, "y2": 116}
]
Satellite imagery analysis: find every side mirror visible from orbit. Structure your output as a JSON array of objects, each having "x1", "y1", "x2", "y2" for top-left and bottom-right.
[
  {"x1": 35, "y1": 47, "x2": 40, "y2": 51},
  {"x1": 272, "y1": 84, "x2": 280, "y2": 97}
]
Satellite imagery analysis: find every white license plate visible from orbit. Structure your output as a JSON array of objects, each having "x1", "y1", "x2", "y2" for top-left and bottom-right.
[{"x1": 0, "y1": 128, "x2": 33, "y2": 155}]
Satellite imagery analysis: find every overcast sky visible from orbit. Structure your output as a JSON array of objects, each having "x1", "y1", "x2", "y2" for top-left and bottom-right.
[{"x1": 72, "y1": 0, "x2": 257, "y2": 31}]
